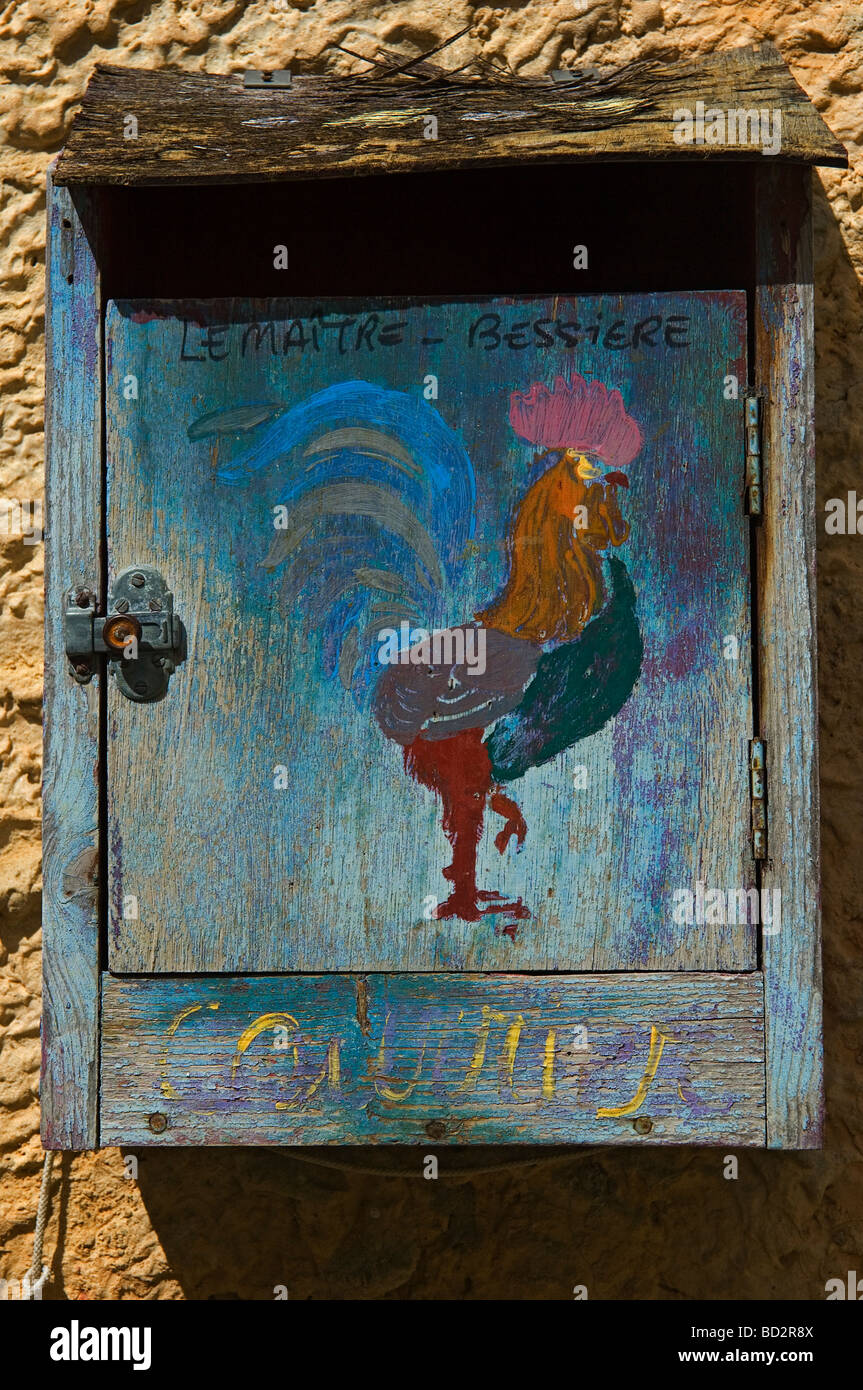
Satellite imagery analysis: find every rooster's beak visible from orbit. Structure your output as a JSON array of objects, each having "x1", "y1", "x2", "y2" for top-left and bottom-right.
[
  {"x1": 572, "y1": 453, "x2": 602, "y2": 482},
  {"x1": 571, "y1": 453, "x2": 629, "y2": 488}
]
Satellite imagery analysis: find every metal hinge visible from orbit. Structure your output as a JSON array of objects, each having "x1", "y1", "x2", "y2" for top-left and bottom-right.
[
  {"x1": 64, "y1": 566, "x2": 186, "y2": 703},
  {"x1": 243, "y1": 69, "x2": 292, "y2": 89},
  {"x1": 750, "y1": 738, "x2": 767, "y2": 861},
  {"x1": 745, "y1": 395, "x2": 762, "y2": 517}
]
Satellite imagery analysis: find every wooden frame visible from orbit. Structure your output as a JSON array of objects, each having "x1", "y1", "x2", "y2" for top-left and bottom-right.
[
  {"x1": 41, "y1": 54, "x2": 836, "y2": 1150},
  {"x1": 754, "y1": 164, "x2": 822, "y2": 1148},
  {"x1": 41, "y1": 174, "x2": 103, "y2": 1149}
]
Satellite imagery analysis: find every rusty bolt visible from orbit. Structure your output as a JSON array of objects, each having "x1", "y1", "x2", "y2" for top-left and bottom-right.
[
  {"x1": 103, "y1": 614, "x2": 142, "y2": 651},
  {"x1": 130, "y1": 573, "x2": 146, "y2": 588},
  {"x1": 75, "y1": 588, "x2": 92, "y2": 608},
  {"x1": 633, "y1": 1116, "x2": 652, "y2": 1135},
  {"x1": 114, "y1": 598, "x2": 130, "y2": 613},
  {"x1": 147, "y1": 1113, "x2": 168, "y2": 1134},
  {"x1": 74, "y1": 662, "x2": 90, "y2": 678},
  {"x1": 148, "y1": 598, "x2": 162, "y2": 611},
  {"x1": 425, "y1": 1120, "x2": 446, "y2": 1140}
]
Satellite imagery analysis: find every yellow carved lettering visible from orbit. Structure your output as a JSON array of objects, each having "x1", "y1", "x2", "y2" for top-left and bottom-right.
[
  {"x1": 596, "y1": 1025, "x2": 674, "y2": 1118},
  {"x1": 458, "y1": 1006, "x2": 524, "y2": 1093},
  {"x1": 159, "y1": 1001, "x2": 219, "y2": 1099},
  {"x1": 232, "y1": 1012, "x2": 339, "y2": 1112},
  {"x1": 542, "y1": 1028, "x2": 556, "y2": 1100},
  {"x1": 373, "y1": 1012, "x2": 426, "y2": 1101},
  {"x1": 231, "y1": 1012, "x2": 300, "y2": 1079},
  {"x1": 328, "y1": 1039, "x2": 340, "y2": 1090},
  {"x1": 501, "y1": 1020, "x2": 524, "y2": 1094}
]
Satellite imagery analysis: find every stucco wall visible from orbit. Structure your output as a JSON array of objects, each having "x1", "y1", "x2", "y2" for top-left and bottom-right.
[{"x1": 1, "y1": 1, "x2": 861, "y2": 1300}]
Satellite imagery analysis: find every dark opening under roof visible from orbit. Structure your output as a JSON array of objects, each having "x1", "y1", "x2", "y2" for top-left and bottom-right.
[{"x1": 54, "y1": 43, "x2": 847, "y2": 187}]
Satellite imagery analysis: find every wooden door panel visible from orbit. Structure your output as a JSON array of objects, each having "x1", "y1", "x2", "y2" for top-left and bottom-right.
[
  {"x1": 105, "y1": 293, "x2": 753, "y2": 973},
  {"x1": 100, "y1": 971, "x2": 765, "y2": 1146}
]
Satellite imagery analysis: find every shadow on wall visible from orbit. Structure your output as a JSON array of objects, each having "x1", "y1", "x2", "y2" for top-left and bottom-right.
[
  {"x1": 41, "y1": 173, "x2": 863, "y2": 1303},
  {"x1": 123, "y1": 1143, "x2": 830, "y2": 1300}
]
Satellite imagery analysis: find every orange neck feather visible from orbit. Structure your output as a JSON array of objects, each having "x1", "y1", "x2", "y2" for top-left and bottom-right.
[{"x1": 476, "y1": 459, "x2": 628, "y2": 644}]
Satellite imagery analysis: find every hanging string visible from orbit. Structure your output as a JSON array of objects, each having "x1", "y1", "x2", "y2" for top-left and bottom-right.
[{"x1": 23, "y1": 1150, "x2": 55, "y2": 1299}]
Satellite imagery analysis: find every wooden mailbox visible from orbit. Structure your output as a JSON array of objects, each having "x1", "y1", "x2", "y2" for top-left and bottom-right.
[{"x1": 43, "y1": 46, "x2": 846, "y2": 1149}]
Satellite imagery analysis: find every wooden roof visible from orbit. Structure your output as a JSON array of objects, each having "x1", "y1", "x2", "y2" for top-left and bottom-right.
[{"x1": 54, "y1": 44, "x2": 847, "y2": 187}]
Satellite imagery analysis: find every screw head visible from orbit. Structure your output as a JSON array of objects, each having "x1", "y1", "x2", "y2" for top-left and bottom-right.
[
  {"x1": 74, "y1": 661, "x2": 90, "y2": 678},
  {"x1": 425, "y1": 1120, "x2": 446, "y2": 1140},
  {"x1": 134, "y1": 681, "x2": 149, "y2": 696},
  {"x1": 130, "y1": 573, "x2": 146, "y2": 588},
  {"x1": 147, "y1": 1113, "x2": 168, "y2": 1134},
  {"x1": 114, "y1": 598, "x2": 130, "y2": 613},
  {"x1": 148, "y1": 598, "x2": 162, "y2": 611},
  {"x1": 633, "y1": 1116, "x2": 653, "y2": 1135},
  {"x1": 74, "y1": 588, "x2": 91, "y2": 608}
]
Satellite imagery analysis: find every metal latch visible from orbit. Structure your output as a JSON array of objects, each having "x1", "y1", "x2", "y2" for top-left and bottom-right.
[{"x1": 65, "y1": 566, "x2": 186, "y2": 703}]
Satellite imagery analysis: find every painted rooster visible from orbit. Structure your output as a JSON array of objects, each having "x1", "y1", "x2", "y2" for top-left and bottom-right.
[{"x1": 207, "y1": 372, "x2": 643, "y2": 926}]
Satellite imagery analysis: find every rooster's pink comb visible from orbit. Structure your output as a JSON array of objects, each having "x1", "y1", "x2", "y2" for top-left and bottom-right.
[{"x1": 509, "y1": 373, "x2": 642, "y2": 468}]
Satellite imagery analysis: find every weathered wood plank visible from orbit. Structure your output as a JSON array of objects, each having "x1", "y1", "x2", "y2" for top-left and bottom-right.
[
  {"x1": 104, "y1": 292, "x2": 754, "y2": 975},
  {"x1": 754, "y1": 166, "x2": 822, "y2": 1148},
  {"x1": 41, "y1": 174, "x2": 103, "y2": 1149},
  {"x1": 100, "y1": 972, "x2": 765, "y2": 1146},
  {"x1": 53, "y1": 46, "x2": 846, "y2": 188}
]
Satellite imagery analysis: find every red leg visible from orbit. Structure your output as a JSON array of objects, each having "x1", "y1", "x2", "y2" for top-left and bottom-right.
[
  {"x1": 403, "y1": 730, "x2": 530, "y2": 924},
  {"x1": 490, "y1": 790, "x2": 527, "y2": 855}
]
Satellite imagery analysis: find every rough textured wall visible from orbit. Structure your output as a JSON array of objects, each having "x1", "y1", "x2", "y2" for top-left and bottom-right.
[{"x1": 1, "y1": 1, "x2": 861, "y2": 1300}]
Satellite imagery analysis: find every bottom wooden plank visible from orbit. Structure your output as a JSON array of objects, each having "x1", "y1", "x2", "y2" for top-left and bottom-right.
[{"x1": 100, "y1": 973, "x2": 765, "y2": 1147}]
